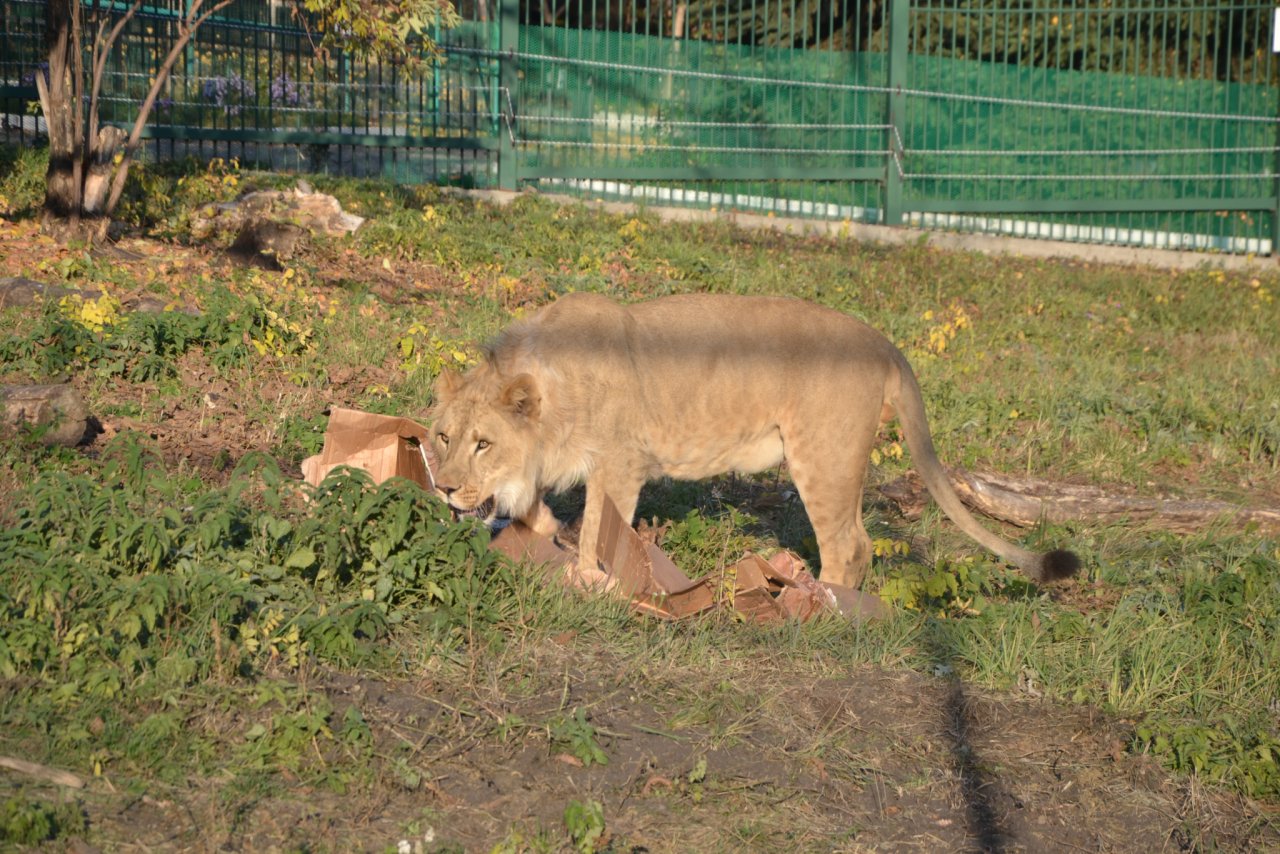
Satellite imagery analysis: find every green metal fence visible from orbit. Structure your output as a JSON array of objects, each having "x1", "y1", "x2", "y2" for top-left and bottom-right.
[
  {"x1": 0, "y1": 0, "x2": 505, "y2": 183},
  {"x1": 894, "y1": 2, "x2": 1278, "y2": 253},
  {"x1": 3, "y1": 0, "x2": 1278, "y2": 254}
]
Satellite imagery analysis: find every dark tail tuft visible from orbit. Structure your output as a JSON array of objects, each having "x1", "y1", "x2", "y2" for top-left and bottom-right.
[{"x1": 1038, "y1": 549, "x2": 1081, "y2": 582}]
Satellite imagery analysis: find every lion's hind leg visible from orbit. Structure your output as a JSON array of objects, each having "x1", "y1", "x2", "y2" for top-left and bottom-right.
[{"x1": 784, "y1": 428, "x2": 876, "y2": 590}]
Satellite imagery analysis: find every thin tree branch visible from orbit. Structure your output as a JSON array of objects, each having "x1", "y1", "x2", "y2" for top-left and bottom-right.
[
  {"x1": 88, "y1": 0, "x2": 144, "y2": 153},
  {"x1": 288, "y1": 1, "x2": 324, "y2": 57},
  {"x1": 69, "y1": 1, "x2": 86, "y2": 220},
  {"x1": 33, "y1": 57, "x2": 52, "y2": 126},
  {"x1": 106, "y1": 0, "x2": 235, "y2": 214}
]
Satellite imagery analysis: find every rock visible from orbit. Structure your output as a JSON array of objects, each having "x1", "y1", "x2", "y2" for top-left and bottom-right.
[
  {"x1": 0, "y1": 383, "x2": 90, "y2": 446},
  {"x1": 0, "y1": 277, "x2": 76, "y2": 308},
  {"x1": 189, "y1": 184, "x2": 364, "y2": 245},
  {"x1": 229, "y1": 219, "x2": 308, "y2": 269},
  {"x1": 0, "y1": 277, "x2": 199, "y2": 317}
]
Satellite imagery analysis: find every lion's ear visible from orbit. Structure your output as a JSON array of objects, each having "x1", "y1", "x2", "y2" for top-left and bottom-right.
[
  {"x1": 433, "y1": 368, "x2": 464, "y2": 405},
  {"x1": 499, "y1": 373, "x2": 540, "y2": 421}
]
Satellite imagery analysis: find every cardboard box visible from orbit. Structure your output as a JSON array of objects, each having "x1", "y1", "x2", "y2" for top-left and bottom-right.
[{"x1": 301, "y1": 407, "x2": 436, "y2": 489}]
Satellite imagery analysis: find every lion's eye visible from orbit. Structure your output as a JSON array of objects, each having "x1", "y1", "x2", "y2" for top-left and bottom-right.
[
  {"x1": 437, "y1": 432, "x2": 449, "y2": 447},
  {"x1": 475, "y1": 439, "x2": 490, "y2": 452}
]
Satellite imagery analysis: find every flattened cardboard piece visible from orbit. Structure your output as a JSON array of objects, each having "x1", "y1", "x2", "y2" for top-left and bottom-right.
[
  {"x1": 723, "y1": 553, "x2": 790, "y2": 623},
  {"x1": 301, "y1": 407, "x2": 436, "y2": 489},
  {"x1": 643, "y1": 543, "x2": 716, "y2": 618},
  {"x1": 489, "y1": 520, "x2": 575, "y2": 571},
  {"x1": 718, "y1": 551, "x2": 854, "y2": 622},
  {"x1": 765, "y1": 550, "x2": 808, "y2": 582},
  {"x1": 596, "y1": 495, "x2": 657, "y2": 597},
  {"x1": 587, "y1": 497, "x2": 715, "y2": 618},
  {"x1": 821, "y1": 583, "x2": 889, "y2": 622},
  {"x1": 756, "y1": 551, "x2": 841, "y2": 621},
  {"x1": 728, "y1": 553, "x2": 775, "y2": 594},
  {"x1": 733, "y1": 587, "x2": 789, "y2": 623},
  {"x1": 488, "y1": 523, "x2": 620, "y2": 593},
  {"x1": 777, "y1": 584, "x2": 834, "y2": 622}
]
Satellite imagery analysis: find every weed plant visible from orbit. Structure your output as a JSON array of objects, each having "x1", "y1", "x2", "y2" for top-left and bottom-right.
[{"x1": 0, "y1": 433, "x2": 508, "y2": 791}]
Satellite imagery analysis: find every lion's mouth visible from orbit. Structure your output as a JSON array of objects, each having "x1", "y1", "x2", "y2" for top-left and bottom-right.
[{"x1": 450, "y1": 497, "x2": 498, "y2": 525}]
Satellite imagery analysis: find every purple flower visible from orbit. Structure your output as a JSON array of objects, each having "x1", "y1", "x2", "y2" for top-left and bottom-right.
[
  {"x1": 21, "y1": 62, "x2": 50, "y2": 87},
  {"x1": 269, "y1": 73, "x2": 307, "y2": 108},
  {"x1": 201, "y1": 73, "x2": 254, "y2": 116}
]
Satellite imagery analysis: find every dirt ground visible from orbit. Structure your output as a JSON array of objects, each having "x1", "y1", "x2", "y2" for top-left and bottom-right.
[
  {"x1": 2, "y1": 220, "x2": 1278, "y2": 852},
  {"x1": 56, "y1": 652, "x2": 1271, "y2": 852}
]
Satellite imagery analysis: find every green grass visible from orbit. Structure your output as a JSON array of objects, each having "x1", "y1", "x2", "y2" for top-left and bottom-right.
[{"x1": 1, "y1": 149, "x2": 1279, "y2": 847}]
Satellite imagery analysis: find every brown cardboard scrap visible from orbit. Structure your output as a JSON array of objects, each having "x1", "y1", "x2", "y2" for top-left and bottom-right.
[
  {"x1": 594, "y1": 496, "x2": 716, "y2": 618},
  {"x1": 818, "y1": 583, "x2": 889, "y2": 622},
  {"x1": 595, "y1": 495, "x2": 658, "y2": 597},
  {"x1": 722, "y1": 554, "x2": 786, "y2": 623},
  {"x1": 765, "y1": 550, "x2": 809, "y2": 581},
  {"x1": 716, "y1": 551, "x2": 839, "y2": 622},
  {"x1": 642, "y1": 543, "x2": 716, "y2": 619},
  {"x1": 302, "y1": 407, "x2": 881, "y2": 624},
  {"x1": 777, "y1": 583, "x2": 833, "y2": 622},
  {"x1": 489, "y1": 521, "x2": 576, "y2": 572},
  {"x1": 301, "y1": 407, "x2": 436, "y2": 489}
]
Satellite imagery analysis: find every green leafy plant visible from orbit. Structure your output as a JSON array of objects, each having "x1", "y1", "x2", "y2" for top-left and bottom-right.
[
  {"x1": 562, "y1": 798, "x2": 606, "y2": 854},
  {"x1": 1135, "y1": 717, "x2": 1280, "y2": 799},
  {"x1": 0, "y1": 794, "x2": 86, "y2": 845},
  {"x1": 0, "y1": 144, "x2": 48, "y2": 216},
  {"x1": 397, "y1": 322, "x2": 475, "y2": 378},
  {"x1": 0, "y1": 281, "x2": 325, "y2": 382},
  {"x1": 877, "y1": 554, "x2": 1030, "y2": 616},
  {"x1": 0, "y1": 432, "x2": 512, "y2": 785},
  {"x1": 548, "y1": 708, "x2": 608, "y2": 767}
]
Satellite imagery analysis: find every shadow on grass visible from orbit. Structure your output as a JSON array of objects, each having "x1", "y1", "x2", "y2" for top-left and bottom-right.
[{"x1": 927, "y1": 621, "x2": 1009, "y2": 854}]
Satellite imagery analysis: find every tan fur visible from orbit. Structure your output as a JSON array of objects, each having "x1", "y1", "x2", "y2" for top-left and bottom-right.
[{"x1": 429, "y1": 292, "x2": 1077, "y2": 589}]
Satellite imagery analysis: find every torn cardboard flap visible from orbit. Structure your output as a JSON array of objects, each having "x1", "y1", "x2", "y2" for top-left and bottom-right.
[
  {"x1": 304, "y1": 408, "x2": 880, "y2": 623},
  {"x1": 489, "y1": 499, "x2": 718, "y2": 619}
]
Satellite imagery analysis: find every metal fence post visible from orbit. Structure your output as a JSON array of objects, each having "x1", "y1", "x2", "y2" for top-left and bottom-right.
[
  {"x1": 883, "y1": 0, "x2": 909, "y2": 227},
  {"x1": 1269, "y1": 10, "x2": 1280, "y2": 257},
  {"x1": 1273, "y1": 82, "x2": 1279, "y2": 256},
  {"x1": 497, "y1": 0, "x2": 519, "y2": 191}
]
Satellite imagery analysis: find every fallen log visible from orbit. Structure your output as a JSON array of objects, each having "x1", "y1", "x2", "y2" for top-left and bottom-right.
[
  {"x1": 0, "y1": 383, "x2": 90, "y2": 446},
  {"x1": 880, "y1": 469, "x2": 1280, "y2": 534},
  {"x1": 0, "y1": 756, "x2": 85, "y2": 789}
]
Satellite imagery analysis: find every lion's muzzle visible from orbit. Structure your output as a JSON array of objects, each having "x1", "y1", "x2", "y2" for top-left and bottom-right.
[{"x1": 436, "y1": 481, "x2": 497, "y2": 524}]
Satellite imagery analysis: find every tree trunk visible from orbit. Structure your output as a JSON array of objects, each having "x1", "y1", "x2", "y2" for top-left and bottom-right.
[
  {"x1": 37, "y1": 0, "x2": 115, "y2": 243},
  {"x1": 36, "y1": 0, "x2": 233, "y2": 244},
  {"x1": 38, "y1": 0, "x2": 84, "y2": 232},
  {"x1": 83, "y1": 125, "x2": 127, "y2": 215}
]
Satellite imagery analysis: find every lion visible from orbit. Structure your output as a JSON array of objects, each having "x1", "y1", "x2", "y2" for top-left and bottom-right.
[{"x1": 429, "y1": 292, "x2": 1079, "y2": 590}]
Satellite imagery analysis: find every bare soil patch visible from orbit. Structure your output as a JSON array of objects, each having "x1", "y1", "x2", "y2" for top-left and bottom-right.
[{"x1": 41, "y1": 645, "x2": 1269, "y2": 852}]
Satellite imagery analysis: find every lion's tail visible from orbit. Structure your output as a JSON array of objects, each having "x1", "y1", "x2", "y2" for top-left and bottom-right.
[{"x1": 887, "y1": 353, "x2": 1080, "y2": 583}]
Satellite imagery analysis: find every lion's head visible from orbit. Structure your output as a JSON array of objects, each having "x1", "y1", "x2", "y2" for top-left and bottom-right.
[{"x1": 428, "y1": 364, "x2": 543, "y2": 524}]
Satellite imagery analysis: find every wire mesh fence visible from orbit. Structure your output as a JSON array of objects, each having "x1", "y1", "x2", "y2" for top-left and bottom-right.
[
  {"x1": 0, "y1": 0, "x2": 504, "y2": 185},
  {"x1": 895, "y1": 2, "x2": 1278, "y2": 253},
  {"x1": 2, "y1": 0, "x2": 1277, "y2": 253}
]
